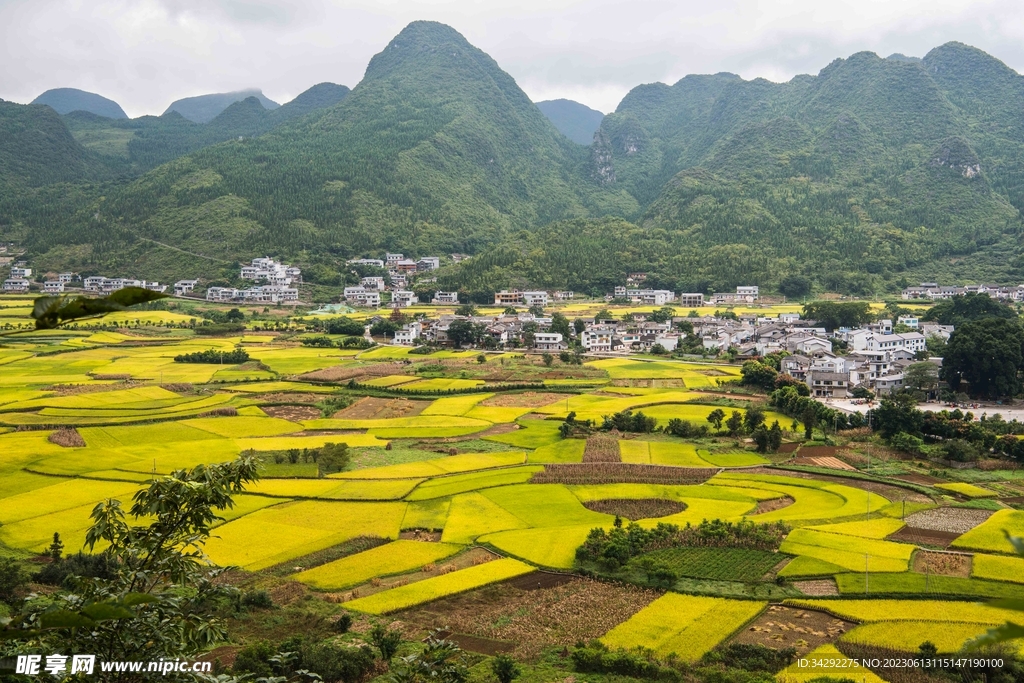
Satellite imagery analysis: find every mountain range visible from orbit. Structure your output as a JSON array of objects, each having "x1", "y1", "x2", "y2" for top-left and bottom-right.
[{"x1": 2, "y1": 21, "x2": 1024, "y2": 297}]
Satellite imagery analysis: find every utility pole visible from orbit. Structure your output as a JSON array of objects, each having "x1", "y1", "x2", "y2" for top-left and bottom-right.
[{"x1": 865, "y1": 554, "x2": 869, "y2": 595}]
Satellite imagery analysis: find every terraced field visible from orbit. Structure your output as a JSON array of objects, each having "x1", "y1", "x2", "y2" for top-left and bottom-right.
[{"x1": 2, "y1": 311, "x2": 1023, "y2": 674}]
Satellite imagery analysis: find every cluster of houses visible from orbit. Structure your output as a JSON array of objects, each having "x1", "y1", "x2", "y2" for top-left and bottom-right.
[
  {"x1": 205, "y1": 258, "x2": 302, "y2": 304},
  {"x1": 342, "y1": 253, "x2": 443, "y2": 306},
  {"x1": 381, "y1": 305, "x2": 953, "y2": 398},
  {"x1": 902, "y1": 282, "x2": 1024, "y2": 301}
]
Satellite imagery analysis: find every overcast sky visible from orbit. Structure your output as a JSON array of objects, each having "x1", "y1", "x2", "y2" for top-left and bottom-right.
[{"x1": 3, "y1": 0, "x2": 1024, "y2": 117}]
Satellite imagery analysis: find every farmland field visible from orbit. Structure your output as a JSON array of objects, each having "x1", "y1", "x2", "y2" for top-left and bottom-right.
[
  {"x1": 1, "y1": 311, "x2": 1021, "y2": 675},
  {"x1": 601, "y1": 593, "x2": 765, "y2": 660}
]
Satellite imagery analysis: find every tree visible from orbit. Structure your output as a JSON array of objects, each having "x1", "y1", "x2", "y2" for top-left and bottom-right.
[
  {"x1": 317, "y1": 442, "x2": 350, "y2": 476},
  {"x1": 491, "y1": 654, "x2": 521, "y2": 683},
  {"x1": 528, "y1": 304, "x2": 545, "y2": 316},
  {"x1": 922, "y1": 293, "x2": 1015, "y2": 326},
  {"x1": 943, "y1": 317, "x2": 1024, "y2": 398},
  {"x1": 741, "y1": 361, "x2": 778, "y2": 391},
  {"x1": 706, "y1": 408, "x2": 726, "y2": 432},
  {"x1": 904, "y1": 362, "x2": 939, "y2": 395},
  {"x1": 370, "y1": 319, "x2": 399, "y2": 337},
  {"x1": 369, "y1": 623, "x2": 403, "y2": 661},
  {"x1": 725, "y1": 410, "x2": 745, "y2": 436},
  {"x1": 550, "y1": 312, "x2": 571, "y2": 338},
  {"x1": 573, "y1": 318, "x2": 586, "y2": 335},
  {"x1": 801, "y1": 301, "x2": 873, "y2": 331},
  {"x1": 542, "y1": 352, "x2": 554, "y2": 367},
  {"x1": 447, "y1": 320, "x2": 484, "y2": 348},
  {"x1": 768, "y1": 420, "x2": 783, "y2": 452},
  {"x1": 502, "y1": 306, "x2": 518, "y2": 315},
  {"x1": 649, "y1": 343, "x2": 667, "y2": 355},
  {"x1": 225, "y1": 308, "x2": 245, "y2": 322},
  {"x1": 778, "y1": 275, "x2": 812, "y2": 299},
  {"x1": 801, "y1": 404, "x2": 817, "y2": 440},
  {"x1": 649, "y1": 307, "x2": 676, "y2": 323},
  {"x1": 744, "y1": 405, "x2": 766, "y2": 432},
  {"x1": 455, "y1": 304, "x2": 478, "y2": 317},
  {"x1": 4, "y1": 456, "x2": 261, "y2": 663},
  {"x1": 48, "y1": 532, "x2": 64, "y2": 561},
  {"x1": 871, "y1": 394, "x2": 924, "y2": 438},
  {"x1": 593, "y1": 308, "x2": 614, "y2": 322}
]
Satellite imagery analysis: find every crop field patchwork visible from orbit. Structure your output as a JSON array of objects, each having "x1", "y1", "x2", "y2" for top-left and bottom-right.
[
  {"x1": 342, "y1": 558, "x2": 534, "y2": 614},
  {"x1": 4, "y1": 324, "x2": 1022, "y2": 664},
  {"x1": 292, "y1": 540, "x2": 463, "y2": 590}
]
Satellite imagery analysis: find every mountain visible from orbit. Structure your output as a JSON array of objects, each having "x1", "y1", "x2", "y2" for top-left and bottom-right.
[
  {"x1": 4, "y1": 30, "x2": 1024, "y2": 293},
  {"x1": 272, "y1": 83, "x2": 350, "y2": 122},
  {"x1": 442, "y1": 45, "x2": 1024, "y2": 294},
  {"x1": 31, "y1": 88, "x2": 128, "y2": 119},
  {"x1": 56, "y1": 83, "x2": 350, "y2": 175},
  {"x1": 536, "y1": 99, "x2": 605, "y2": 145},
  {"x1": 18, "y1": 21, "x2": 635, "y2": 279},
  {"x1": 163, "y1": 89, "x2": 280, "y2": 124}
]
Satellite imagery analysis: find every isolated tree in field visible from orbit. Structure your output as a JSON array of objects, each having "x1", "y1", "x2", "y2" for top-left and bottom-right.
[
  {"x1": 48, "y1": 532, "x2": 63, "y2": 561},
  {"x1": 706, "y1": 408, "x2": 726, "y2": 432},
  {"x1": 370, "y1": 623, "x2": 403, "y2": 661},
  {"x1": 542, "y1": 352, "x2": 554, "y2": 367},
  {"x1": 768, "y1": 421, "x2": 783, "y2": 451},
  {"x1": 317, "y1": 442, "x2": 350, "y2": 476},
  {"x1": 455, "y1": 304, "x2": 477, "y2": 317},
  {"x1": 801, "y1": 405, "x2": 817, "y2": 440},
  {"x1": 725, "y1": 410, "x2": 745, "y2": 436}
]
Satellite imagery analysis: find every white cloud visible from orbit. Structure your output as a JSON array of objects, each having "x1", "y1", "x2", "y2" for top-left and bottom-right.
[{"x1": 1, "y1": 0, "x2": 1023, "y2": 116}]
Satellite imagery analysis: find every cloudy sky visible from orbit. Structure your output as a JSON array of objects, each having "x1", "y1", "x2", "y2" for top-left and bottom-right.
[{"x1": 3, "y1": 0, "x2": 1024, "y2": 117}]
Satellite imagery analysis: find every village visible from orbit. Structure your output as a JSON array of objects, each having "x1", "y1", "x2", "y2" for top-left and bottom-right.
[{"x1": 0, "y1": 250, "x2": 990, "y2": 403}]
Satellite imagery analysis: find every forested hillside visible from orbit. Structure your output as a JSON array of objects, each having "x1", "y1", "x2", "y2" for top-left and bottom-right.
[
  {"x1": 163, "y1": 89, "x2": 280, "y2": 123},
  {"x1": 2, "y1": 25, "x2": 1024, "y2": 293}
]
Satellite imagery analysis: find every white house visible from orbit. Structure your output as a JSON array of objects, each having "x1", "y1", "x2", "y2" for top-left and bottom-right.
[
  {"x1": 343, "y1": 286, "x2": 381, "y2": 307},
  {"x1": 3, "y1": 278, "x2": 29, "y2": 293},
  {"x1": 432, "y1": 291, "x2": 459, "y2": 305},
  {"x1": 361, "y1": 276, "x2": 386, "y2": 291},
  {"x1": 43, "y1": 281, "x2": 64, "y2": 293},
  {"x1": 58, "y1": 273, "x2": 75, "y2": 284},
  {"x1": 533, "y1": 332, "x2": 565, "y2": 351},
  {"x1": 416, "y1": 257, "x2": 440, "y2": 271},
  {"x1": 393, "y1": 321, "x2": 423, "y2": 345},
  {"x1": 391, "y1": 290, "x2": 416, "y2": 307},
  {"x1": 174, "y1": 280, "x2": 198, "y2": 296},
  {"x1": 10, "y1": 266, "x2": 31, "y2": 278},
  {"x1": 522, "y1": 291, "x2": 549, "y2": 307}
]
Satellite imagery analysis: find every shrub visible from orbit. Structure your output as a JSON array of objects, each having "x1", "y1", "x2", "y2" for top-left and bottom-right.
[
  {"x1": 0, "y1": 559, "x2": 25, "y2": 605},
  {"x1": 240, "y1": 589, "x2": 273, "y2": 610},
  {"x1": 34, "y1": 552, "x2": 117, "y2": 587},
  {"x1": 491, "y1": 654, "x2": 520, "y2": 683},
  {"x1": 369, "y1": 623, "x2": 403, "y2": 661},
  {"x1": 944, "y1": 439, "x2": 981, "y2": 462},
  {"x1": 888, "y1": 431, "x2": 924, "y2": 455},
  {"x1": 301, "y1": 336, "x2": 335, "y2": 348},
  {"x1": 317, "y1": 442, "x2": 351, "y2": 477},
  {"x1": 299, "y1": 640, "x2": 376, "y2": 683},
  {"x1": 194, "y1": 322, "x2": 246, "y2": 336},
  {"x1": 233, "y1": 640, "x2": 275, "y2": 678},
  {"x1": 333, "y1": 612, "x2": 353, "y2": 633},
  {"x1": 174, "y1": 349, "x2": 250, "y2": 364},
  {"x1": 702, "y1": 643, "x2": 796, "y2": 673},
  {"x1": 602, "y1": 410, "x2": 657, "y2": 433}
]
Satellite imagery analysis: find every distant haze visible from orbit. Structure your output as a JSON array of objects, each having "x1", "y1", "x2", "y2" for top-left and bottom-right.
[{"x1": 3, "y1": 0, "x2": 1024, "y2": 116}]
